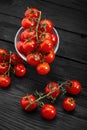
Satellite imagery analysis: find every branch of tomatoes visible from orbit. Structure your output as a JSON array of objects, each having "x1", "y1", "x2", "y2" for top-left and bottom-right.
[
  {"x1": 0, "y1": 48, "x2": 27, "y2": 88},
  {"x1": 17, "y1": 7, "x2": 58, "y2": 75},
  {"x1": 20, "y1": 80, "x2": 82, "y2": 120}
]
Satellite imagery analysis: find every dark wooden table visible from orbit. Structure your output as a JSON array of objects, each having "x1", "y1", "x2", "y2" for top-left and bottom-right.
[{"x1": 0, "y1": 0, "x2": 87, "y2": 130}]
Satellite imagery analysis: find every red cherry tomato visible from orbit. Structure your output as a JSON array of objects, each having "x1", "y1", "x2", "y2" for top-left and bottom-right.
[
  {"x1": 66, "y1": 80, "x2": 82, "y2": 95},
  {"x1": 0, "y1": 75, "x2": 11, "y2": 88},
  {"x1": 45, "y1": 82, "x2": 60, "y2": 98},
  {"x1": 22, "y1": 39, "x2": 36, "y2": 55},
  {"x1": 40, "y1": 39, "x2": 53, "y2": 53},
  {"x1": 0, "y1": 63, "x2": 9, "y2": 75},
  {"x1": 39, "y1": 19, "x2": 53, "y2": 32},
  {"x1": 16, "y1": 41, "x2": 25, "y2": 55},
  {"x1": 62, "y1": 97, "x2": 76, "y2": 111},
  {"x1": 25, "y1": 8, "x2": 40, "y2": 19},
  {"x1": 40, "y1": 104, "x2": 56, "y2": 120},
  {"x1": 14, "y1": 64, "x2": 26, "y2": 77},
  {"x1": 20, "y1": 94, "x2": 37, "y2": 111},
  {"x1": 27, "y1": 53, "x2": 41, "y2": 66},
  {"x1": 38, "y1": 32, "x2": 52, "y2": 42},
  {"x1": 20, "y1": 28, "x2": 36, "y2": 42},
  {"x1": 0, "y1": 48, "x2": 9, "y2": 62},
  {"x1": 36, "y1": 62, "x2": 50, "y2": 75},
  {"x1": 21, "y1": 18, "x2": 36, "y2": 29},
  {"x1": 44, "y1": 49, "x2": 55, "y2": 63},
  {"x1": 11, "y1": 53, "x2": 24, "y2": 66},
  {"x1": 51, "y1": 33, "x2": 58, "y2": 46}
]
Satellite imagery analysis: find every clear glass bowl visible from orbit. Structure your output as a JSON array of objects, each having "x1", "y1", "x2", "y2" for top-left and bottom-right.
[{"x1": 14, "y1": 27, "x2": 59, "y2": 61}]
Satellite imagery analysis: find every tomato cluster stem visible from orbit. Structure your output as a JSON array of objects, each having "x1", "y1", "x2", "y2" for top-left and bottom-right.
[{"x1": 25, "y1": 80, "x2": 69, "y2": 110}]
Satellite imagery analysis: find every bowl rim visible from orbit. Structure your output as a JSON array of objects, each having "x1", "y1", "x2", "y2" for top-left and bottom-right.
[{"x1": 14, "y1": 27, "x2": 60, "y2": 61}]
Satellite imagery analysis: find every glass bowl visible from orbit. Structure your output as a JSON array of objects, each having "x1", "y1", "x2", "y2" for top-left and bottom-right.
[{"x1": 14, "y1": 27, "x2": 59, "y2": 61}]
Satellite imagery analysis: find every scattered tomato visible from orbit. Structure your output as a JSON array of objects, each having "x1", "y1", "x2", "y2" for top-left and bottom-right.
[
  {"x1": 40, "y1": 104, "x2": 56, "y2": 120},
  {"x1": 62, "y1": 97, "x2": 76, "y2": 111},
  {"x1": 66, "y1": 80, "x2": 82, "y2": 95},
  {"x1": 36, "y1": 62, "x2": 50, "y2": 75}
]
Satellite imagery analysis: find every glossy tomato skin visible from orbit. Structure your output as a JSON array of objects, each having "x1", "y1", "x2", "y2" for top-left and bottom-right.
[
  {"x1": 66, "y1": 80, "x2": 82, "y2": 95},
  {"x1": 45, "y1": 82, "x2": 60, "y2": 98},
  {"x1": 0, "y1": 75, "x2": 11, "y2": 88},
  {"x1": 44, "y1": 49, "x2": 55, "y2": 63},
  {"x1": 22, "y1": 39, "x2": 36, "y2": 55},
  {"x1": 27, "y1": 53, "x2": 41, "y2": 66},
  {"x1": 14, "y1": 64, "x2": 26, "y2": 77},
  {"x1": 51, "y1": 33, "x2": 58, "y2": 46},
  {"x1": 11, "y1": 53, "x2": 24, "y2": 66},
  {"x1": 40, "y1": 104, "x2": 56, "y2": 120},
  {"x1": 36, "y1": 62, "x2": 50, "y2": 75},
  {"x1": 0, "y1": 48, "x2": 9, "y2": 62},
  {"x1": 62, "y1": 97, "x2": 76, "y2": 111},
  {"x1": 25, "y1": 8, "x2": 40, "y2": 19},
  {"x1": 20, "y1": 94, "x2": 37, "y2": 111},
  {"x1": 16, "y1": 41, "x2": 25, "y2": 55},
  {"x1": 20, "y1": 28, "x2": 36, "y2": 42},
  {"x1": 21, "y1": 18, "x2": 36, "y2": 29},
  {"x1": 40, "y1": 39, "x2": 53, "y2": 53},
  {"x1": 39, "y1": 19, "x2": 53, "y2": 32},
  {"x1": 38, "y1": 32, "x2": 52, "y2": 42},
  {"x1": 0, "y1": 63, "x2": 9, "y2": 75}
]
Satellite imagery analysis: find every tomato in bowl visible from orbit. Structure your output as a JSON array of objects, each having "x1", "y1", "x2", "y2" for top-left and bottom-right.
[{"x1": 14, "y1": 27, "x2": 59, "y2": 61}]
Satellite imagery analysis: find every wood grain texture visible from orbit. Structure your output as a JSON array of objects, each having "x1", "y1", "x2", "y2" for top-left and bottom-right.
[{"x1": 0, "y1": 0, "x2": 87, "y2": 130}]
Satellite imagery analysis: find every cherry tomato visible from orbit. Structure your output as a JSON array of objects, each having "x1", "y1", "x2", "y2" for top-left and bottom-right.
[
  {"x1": 40, "y1": 39, "x2": 53, "y2": 53},
  {"x1": 45, "y1": 82, "x2": 60, "y2": 98},
  {"x1": 39, "y1": 19, "x2": 53, "y2": 32},
  {"x1": 20, "y1": 94, "x2": 37, "y2": 111},
  {"x1": 62, "y1": 97, "x2": 76, "y2": 111},
  {"x1": 0, "y1": 48, "x2": 9, "y2": 62},
  {"x1": 36, "y1": 62, "x2": 50, "y2": 75},
  {"x1": 22, "y1": 39, "x2": 36, "y2": 55},
  {"x1": 38, "y1": 32, "x2": 52, "y2": 42},
  {"x1": 44, "y1": 49, "x2": 55, "y2": 63},
  {"x1": 66, "y1": 80, "x2": 82, "y2": 95},
  {"x1": 0, "y1": 62, "x2": 9, "y2": 75},
  {"x1": 14, "y1": 64, "x2": 26, "y2": 77},
  {"x1": 27, "y1": 53, "x2": 41, "y2": 66},
  {"x1": 21, "y1": 18, "x2": 36, "y2": 29},
  {"x1": 16, "y1": 41, "x2": 26, "y2": 56},
  {"x1": 11, "y1": 53, "x2": 24, "y2": 66},
  {"x1": 20, "y1": 28, "x2": 36, "y2": 42},
  {"x1": 25, "y1": 8, "x2": 40, "y2": 19},
  {"x1": 0, "y1": 75, "x2": 11, "y2": 88},
  {"x1": 51, "y1": 33, "x2": 58, "y2": 46},
  {"x1": 40, "y1": 104, "x2": 56, "y2": 120}
]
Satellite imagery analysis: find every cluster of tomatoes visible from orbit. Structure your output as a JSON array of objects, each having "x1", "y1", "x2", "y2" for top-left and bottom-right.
[
  {"x1": 16, "y1": 7, "x2": 58, "y2": 75},
  {"x1": 0, "y1": 48, "x2": 26, "y2": 88},
  {"x1": 20, "y1": 80, "x2": 82, "y2": 120}
]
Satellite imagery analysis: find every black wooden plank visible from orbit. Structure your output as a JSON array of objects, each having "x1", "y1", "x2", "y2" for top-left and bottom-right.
[
  {"x1": 41, "y1": 0, "x2": 87, "y2": 13},
  {"x1": 0, "y1": 0, "x2": 87, "y2": 35}
]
